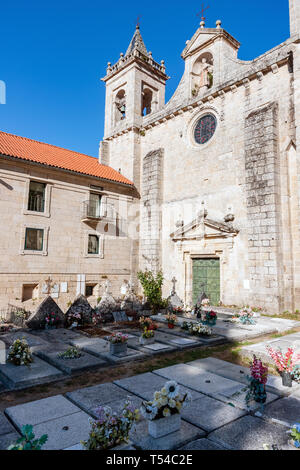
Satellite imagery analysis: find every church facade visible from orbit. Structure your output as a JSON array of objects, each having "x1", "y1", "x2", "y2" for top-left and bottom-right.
[{"x1": 99, "y1": 0, "x2": 300, "y2": 314}]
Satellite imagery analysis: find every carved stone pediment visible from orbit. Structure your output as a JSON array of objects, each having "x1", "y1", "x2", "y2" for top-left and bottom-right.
[{"x1": 170, "y1": 216, "x2": 239, "y2": 242}]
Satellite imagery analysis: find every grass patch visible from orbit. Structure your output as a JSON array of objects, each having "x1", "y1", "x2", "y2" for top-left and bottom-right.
[{"x1": 262, "y1": 312, "x2": 300, "y2": 321}]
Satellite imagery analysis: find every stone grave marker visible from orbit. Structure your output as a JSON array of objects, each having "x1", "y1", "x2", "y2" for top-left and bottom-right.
[
  {"x1": 26, "y1": 297, "x2": 65, "y2": 330},
  {"x1": 65, "y1": 295, "x2": 93, "y2": 325}
]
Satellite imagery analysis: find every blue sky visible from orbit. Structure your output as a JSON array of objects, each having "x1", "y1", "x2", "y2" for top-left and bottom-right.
[{"x1": 0, "y1": 0, "x2": 290, "y2": 157}]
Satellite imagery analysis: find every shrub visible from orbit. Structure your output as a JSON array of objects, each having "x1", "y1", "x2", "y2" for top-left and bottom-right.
[
  {"x1": 137, "y1": 270, "x2": 165, "y2": 313},
  {"x1": 8, "y1": 425, "x2": 48, "y2": 450}
]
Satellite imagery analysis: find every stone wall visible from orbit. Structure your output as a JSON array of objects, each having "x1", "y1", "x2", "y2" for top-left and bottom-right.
[
  {"x1": 140, "y1": 149, "x2": 164, "y2": 273},
  {"x1": 244, "y1": 102, "x2": 282, "y2": 312}
]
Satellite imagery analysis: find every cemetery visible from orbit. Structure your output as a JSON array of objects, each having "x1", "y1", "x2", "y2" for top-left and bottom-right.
[{"x1": 0, "y1": 275, "x2": 299, "y2": 451}]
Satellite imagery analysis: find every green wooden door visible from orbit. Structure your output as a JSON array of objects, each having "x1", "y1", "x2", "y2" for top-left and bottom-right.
[{"x1": 192, "y1": 258, "x2": 220, "y2": 306}]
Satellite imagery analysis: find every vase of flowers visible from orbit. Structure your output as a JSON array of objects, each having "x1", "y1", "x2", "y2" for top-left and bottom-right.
[
  {"x1": 245, "y1": 355, "x2": 268, "y2": 406},
  {"x1": 289, "y1": 423, "x2": 300, "y2": 449},
  {"x1": 108, "y1": 332, "x2": 129, "y2": 355},
  {"x1": 139, "y1": 328, "x2": 155, "y2": 345},
  {"x1": 140, "y1": 381, "x2": 192, "y2": 438},
  {"x1": 8, "y1": 338, "x2": 34, "y2": 367},
  {"x1": 45, "y1": 312, "x2": 60, "y2": 330},
  {"x1": 202, "y1": 310, "x2": 217, "y2": 326},
  {"x1": 82, "y1": 400, "x2": 140, "y2": 450},
  {"x1": 239, "y1": 307, "x2": 256, "y2": 325},
  {"x1": 266, "y1": 346, "x2": 300, "y2": 388},
  {"x1": 166, "y1": 313, "x2": 177, "y2": 329},
  {"x1": 139, "y1": 316, "x2": 158, "y2": 331}
]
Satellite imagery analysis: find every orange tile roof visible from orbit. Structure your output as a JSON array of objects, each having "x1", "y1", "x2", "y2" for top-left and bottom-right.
[{"x1": 0, "y1": 130, "x2": 134, "y2": 186}]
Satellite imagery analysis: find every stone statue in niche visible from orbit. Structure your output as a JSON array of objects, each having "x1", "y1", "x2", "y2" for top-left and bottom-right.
[
  {"x1": 191, "y1": 58, "x2": 213, "y2": 97},
  {"x1": 199, "y1": 58, "x2": 213, "y2": 89}
]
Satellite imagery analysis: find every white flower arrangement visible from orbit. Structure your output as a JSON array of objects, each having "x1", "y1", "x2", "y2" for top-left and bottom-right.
[
  {"x1": 201, "y1": 298, "x2": 210, "y2": 307},
  {"x1": 191, "y1": 323, "x2": 212, "y2": 336},
  {"x1": 8, "y1": 338, "x2": 33, "y2": 367},
  {"x1": 140, "y1": 381, "x2": 192, "y2": 421}
]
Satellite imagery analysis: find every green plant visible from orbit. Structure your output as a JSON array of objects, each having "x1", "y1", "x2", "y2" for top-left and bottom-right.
[
  {"x1": 97, "y1": 297, "x2": 102, "y2": 303},
  {"x1": 58, "y1": 347, "x2": 82, "y2": 360},
  {"x1": 8, "y1": 338, "x2": 33, "y2": 367},
  {"x1": 82, "y1": 400, "x2": 139, "y2": 450},
  {"x1": 289, "y1": 423, "x2": 300, "y2": 448},
  {"x1": 137, "y1": 270, "x2": 165, "y2": 313},
  {"x1": 8, "y1": 425, "x2": 48, "y2": 450}
]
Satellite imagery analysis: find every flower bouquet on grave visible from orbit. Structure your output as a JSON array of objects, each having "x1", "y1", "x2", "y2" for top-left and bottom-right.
[
  {"x1": 139, "y1": 327, "x2": 155, "y2": 346},
  {"x1": 266, "y1": 346, "x2": 300, "y2": 387},
  {"x1": 239, "y1": 307, "x2": 256, "y2": 325},
  {"x1": 139, "y1": 316, "x2": 158, "y2": 331},
  {"x1": 82, "y1": 399, "x2": 140, "y2": 450},
  {"x1": 8, "y1": 338, "x2": 33, "y2": 367},
  {"x1": 245, "y1": 355, "x2": 268, "y2": 410},
  {"x1": 202, "y1": 310, "x2": 217, "y2": 326},
  {"x1": 140, "y1": 381, "x2": 192, "y2": 438},
  {"x1": 292, "y1": 365, "x2": 300, "y2": 383},
  {"x1": 289, "y1": 423, "x2": 300, "y2": 450},
  {"x1": 57, "y1": 347, "x2": 82, "y2": 360},
  {"x1": 189, "y1": 322, "x2": 212, "y2": 337},
  {"x1": 108, "y1": 332, "x2": 129, "y2": 355},
  {"x1": 44, "y1": 312, "x2": 60, "y2": 329},
  {"x1": 173, "y1": 306, "x2": 184, "y2": 315},
  {"x1": 165, "y1": 313, "x2": 177, "y2": 329},
  {"x1": 66, "y1": 311, "x2": 83, "y2": 328},
  {"x1": 201, "y1": 298, "x2": 210, "y2": 308}
]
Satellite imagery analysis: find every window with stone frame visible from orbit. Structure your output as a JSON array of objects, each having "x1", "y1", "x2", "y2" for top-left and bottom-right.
[
  {"x1": 24, "y1": 228, "x2": 44, "y2": 251},
  {"x1": 27, "y1": 181, "x2": 46, "y2": 212},
  {"x1": 88, "y1": 234, "x2": 100, "y2": 255}
]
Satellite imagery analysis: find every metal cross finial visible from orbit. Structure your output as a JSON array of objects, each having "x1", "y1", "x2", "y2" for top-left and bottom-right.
[
  {"x1": 136, "y1": 15, "x2": 142, "y2": 28},
  {"x1": 197, "y1": 3, "x2": 210, "y2": 21}
]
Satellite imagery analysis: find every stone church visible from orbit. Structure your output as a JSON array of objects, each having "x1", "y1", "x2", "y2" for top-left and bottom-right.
[
  {"x1": 0, "y1": 0, "x2": 299, "y2": 315},
  {"x1": 99, "y1": 0, "x2": 300, "y2": 314}
]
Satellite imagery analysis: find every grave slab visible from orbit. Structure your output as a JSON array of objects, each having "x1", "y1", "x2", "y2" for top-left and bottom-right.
[
  {"x1": 69, "y1": 336, "x2": 110, "y2": 353},
  {"x1": 100, "y1": 348, "x2": 146, "y2": 364},
  {"x1": 130, "y1": 418, "x2": 205, "y2": 450},
  {"x1": 115, "y1": 372, "x2": 206, "y2": 402},
  {"x1": 0, "y1": 432, "x2": 21, "y2": 450},
  {"x1": 38, "y1": 328, "x2": 83, "y2": 343},
  {"x1": 262, "y1": 395, "x2": 300, "y2": 427},
  {"x1": 181, "y1": 395, "x2": 246, "y2": 431},
  {"x1": 32, "y1": 411, "x2": 91, "y2": 450},
  {"x1": 36, "y1": 349, "x2": 107, "y2": 374},
  {"x1": 208, "y1": 415, "x2": 291, "y2": 450},
  {"x1": 0, "y1": 412, "x2": 15, "y2": 436},
  {"x1": 0, "y1": 355, "x2": 63, "y2": 389},
  {"x1": 179, "y1": 438, "x2": 228, "y2": 451},
  {"x1": 5, "y1": 395, "x2": 81, "y2": 429},
  {"x1": 127, "y1": 336, "x2": 175, "y2": 354},
  {"x1": 66, "y1": 382, "x2": 138, "y2": 417},
  {"x1": 188, "y1": 358, "x2": 294, "y2": 396},
  {"x1": 154, "y1": 364, "x2": 245, "y2": 398},
  {"x1": 1, "y1": 331, "x2": 49, "y2": 348}
]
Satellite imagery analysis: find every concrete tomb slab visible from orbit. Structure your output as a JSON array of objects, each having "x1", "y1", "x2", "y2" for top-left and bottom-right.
[
  {"x1": 0, "y1": 412, "x2": 16, "y2": 436},
  {"x1": 209, "y1": 415, "x2": 291, "y2": 450},
  {"x1": 181, "y1": 395, "x2": 247, "y2": 432},
  {"x1": 0, "y1": 432, "x2": 21, "y2": 450},
  {"x1": 262, "y1": 395, "x2": 300, "y2": 427},
  {"x1": 179, "y1": 438, "x2": 228, "y2": 451},
  {"x1": 114, "y1": 372, "x2": 203, "y2": 401},
  {"x1": 154, "y1": 364, "x2": 245, "y2": 397},
  {"x1": 130, "y1": 418, "x2": 205, "y2": 450},
  {"x1": 36, "y1": 348, "x2": 107, "y2": 374},
  {"x1": 66, "y1": 382, "x2": 130, "y2": 415},
  {"x1": 5, "y1": 395, "x2": 81, "y2": 429},
  {"x1": 0, "y1": 355, "x2": 63, "y2": 389}
]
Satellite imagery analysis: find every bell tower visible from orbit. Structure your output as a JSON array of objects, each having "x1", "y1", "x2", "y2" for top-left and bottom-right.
[
  {"x1": 101, "y1": 25, "x2": 169, "y2": 142},
  {"x1": 289, "y1": 0, "x2": 300, "y2": 37}
]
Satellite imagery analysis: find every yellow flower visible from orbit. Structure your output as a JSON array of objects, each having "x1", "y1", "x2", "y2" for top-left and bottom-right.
[
  {"x1": 168, "y1": 399, "x2": 176, "y2": 408},
  {"x1": 163, "y1": 407, "x2": 171, "y2": 417},
  {"x1": 176, "y1": 402, "x2": 182, "y2": 411},
  {"x1": 154, "y1": 391, "x2": 161, "y2": 400},
  {"x1": 160, "y1": 396, "x2": 168, "y2": 406},
  {"x1": 161, "y1": 387, "x2": 168, "y2": 396}
]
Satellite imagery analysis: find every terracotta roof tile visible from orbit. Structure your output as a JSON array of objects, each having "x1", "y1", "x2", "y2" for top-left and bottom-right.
[{"x1": 0, "y1": 131, "x2": 134, "y2": 186}]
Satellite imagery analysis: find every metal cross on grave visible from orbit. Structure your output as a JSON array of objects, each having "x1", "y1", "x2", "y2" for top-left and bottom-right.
[{"x1": 171, "y1": 277, "x2": 177, "y2": 295}]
